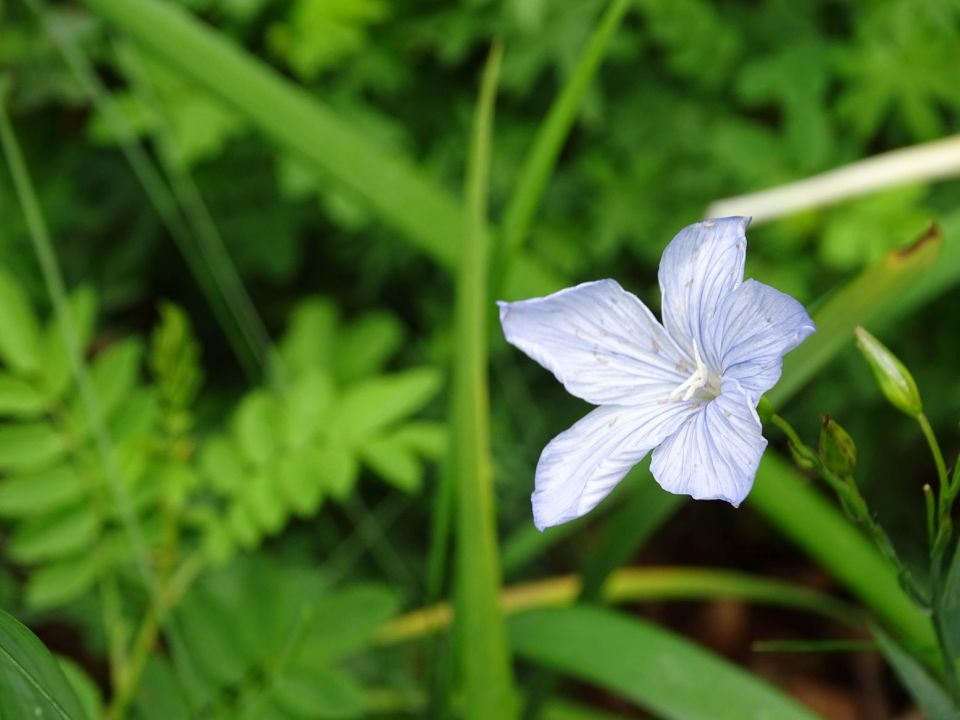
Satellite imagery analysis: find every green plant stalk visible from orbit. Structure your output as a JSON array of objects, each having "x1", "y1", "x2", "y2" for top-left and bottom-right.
[
  {"x1": 750, "y1": 451, "x2": 937, "y2": 666},
  {"x1": 493, "y1": 0, "x2": 631, "y2": 288},
  {"x1": 116, "y1": 40, "x2": 276, "y2": 384},
  {"x1": 105, "y1": 553, "x2": 205, "y2": 720},
  {"x1": 451, "y1": 43, "x2": 517, "y2": 719},
  {"x1": 27, "y1": 0, "x2": 265, "y2": 382},
  {"x1": 766, "y1": 415, "x2": 949, "y2": 680},
  {"x1": 770, "y1": 414, "x2": 925, "y2": 602},
  {"x1": 918, "y1": 413, "x2": 951, "y2": 537}
]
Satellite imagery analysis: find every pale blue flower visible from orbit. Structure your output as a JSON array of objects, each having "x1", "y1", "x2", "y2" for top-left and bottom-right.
[{"x1": 498, "y1": 217, "x2": 816, "y2": 531}]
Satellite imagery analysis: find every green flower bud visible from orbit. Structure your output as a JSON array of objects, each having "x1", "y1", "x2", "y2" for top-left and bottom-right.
[
  {"x1": 854, "y1": 326, "x2": 922, "y2": 418},
  {"x1": 819, "y1": 416, "x2": 857, "y2": 477}
]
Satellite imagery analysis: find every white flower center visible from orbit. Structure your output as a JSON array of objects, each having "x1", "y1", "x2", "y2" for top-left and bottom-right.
[{"x1": 670, "y1": 341, "x2": 721, "y2": 402}]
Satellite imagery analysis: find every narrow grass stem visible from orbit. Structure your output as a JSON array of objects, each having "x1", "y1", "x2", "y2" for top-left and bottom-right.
[{"x1": 918, "y1": 413, "x2": 950, "y2": 496}]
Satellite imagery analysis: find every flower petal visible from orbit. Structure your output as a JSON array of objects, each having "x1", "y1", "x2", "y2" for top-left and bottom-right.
[
  {"x1": 705, "y1": 279, "x2": 816, "y2": 397},
  {"x1": 650, "y1": 379, "x2": 766, "y2": 506},
  {"x1": 499, "y1": 280, "x2": 688, "y2": 406},
  {"x1": 532, "y1": 400, "x2": 696, "y2": 530},
  {"x1": 658, "y1": 217, "x2": 748, "y2": 356}
]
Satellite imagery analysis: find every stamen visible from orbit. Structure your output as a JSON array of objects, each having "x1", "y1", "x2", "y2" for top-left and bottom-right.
[{"x1": 670, "y1": 341, "x2": 717, "y2": 402}]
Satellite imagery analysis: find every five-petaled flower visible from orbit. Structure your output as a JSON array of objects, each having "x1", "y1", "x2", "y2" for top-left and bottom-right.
[{"x1": 498, "y1": 217, "x2": 816, "y2": 531}]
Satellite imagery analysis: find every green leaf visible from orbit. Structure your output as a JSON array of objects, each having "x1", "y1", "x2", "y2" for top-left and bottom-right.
[
  {"x1": 751, "y1": 453, "x2": 937, "y2": 663},
  {"x1": 510, "y1": 607, "x2": 819, "y2": 720},
  {"x1": 88, "y1": 339, "x2": 143, "y2": 422},
  {"x1": 200, "y1": 435, "x2": 246, "y2": 493},
  {"x1": 277, "y1": 298, "x2": 338, "y2": 378},
  {"x1": 497, "y1": 0, "x2": 631, "y2": 284},
  {"x1": 333, "y1": 311, "x2": 403, "y2": 384},
  {"x1": 79, "y1": 0, "x2": 464, "y2": 269},
  {"x1": 304, "y1": 584, "x2": 398, "y2": 663},
  {"x1": 0, "y1": 266, "x2": 41, "y2": 373},
  {"x1": 9, "y1": 505, "x2": 100, "y2": 564},
  {"x1": 337, "y1": 368, "x2": 442, "y2": 443},
  {"x1": 242, "y1": 473, "x2": 286, "y2": 535},
  {"x1": 314, "y1": 445, "x2": 359, "y2": 501},
  {"x1": 278, "y1": 451, "x2": 323, "y2": 516},
  {"x1": 451, "y1": 43, "x2": 517, "y2": 719},
  {"x1": 0, "y1": 608, "x2": 89, "y2": 720},
  {"x1": 271, "y1": 665, "x2": 365, "y2": 719},
  {"x1": 0, "y1": 373, "x2": 49, "y2": 417},
  {"x1": 0, "y1": 422, "x2": 67, "y2": 472},
  {"x1": 57, "y1": 657, "x2": 102, "y2": 720},
  {"x1": 360, "y1": 434, "x2": 422, "y2": 493},
  {"x1": 267, "y1": 0, "x2": 388, "y2": 79},
  {"x1": 388, "y1": 421, "x2": 447, "y2": 458},
  {"x1": 768, "y1": 226, "x2": 942, "y2": 407},
  {"x1": 233, "y1": 390, "x2": 280, "y2": 467},
  {"x1": 25, "y1": 554, "x2": 98, "y2": 610},
  {"x1": 282, "y1": 371, "x2": 335, "y2": 449},
  {"x1": 0, "y1": 465, "x2": 85, "y2": 518},
  {"x1": 37, "y1": 286, "x2": 97, "y2": 401},
  {"x1": 874, "y1": 626, "x2": 959, "y2": 720},
  {"x1": 941, "y1": 537, "x2": 960, "y2": 660}
]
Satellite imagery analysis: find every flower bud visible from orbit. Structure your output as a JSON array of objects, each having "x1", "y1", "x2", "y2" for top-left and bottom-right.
[
  {"x1": 819, "y1": 416, "x2": 857, "y2": 477},
  {"x1": 854, "y1": 326, "x2": 922, "y2": 418}
]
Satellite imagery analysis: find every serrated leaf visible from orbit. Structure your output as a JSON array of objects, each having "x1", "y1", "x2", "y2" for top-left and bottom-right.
[
  {"x1": 337, "y1": 368, "x2": 442, "y2": 443},
  {"x1": 0, "y1": 423, "x2": 67, "y2": 472},
  {"x1": 0, "y1": 465, "x2": 85, "y2": 518},
  {"x1": 0, "y1": 266, "x2": 40, "y2": 374},
  {"x1": 874, "y1": 627, "x2": 959, "y2": 720},
  {"x1": 0, "y1": 609, "x2": 89, "y2": 720},
  {"x1": 0, "y1": 374, "x2": 49, "y2": 417},
  {"x1": 233, "y1": 390, "x2": 280, "y2": 468},
  {"x1": 271, "y1": 665, "x2": 365, "y2": 719},
  {"x1": 25, "y1": 554, "x2": 98, "y2": 610},
  {"x1": 10, "y1": 506, "x2": 100, "y2": 564},
  {"x1": 360, "y1": 435, "x2": 422, "y2": 493},
  {"x1": 333, "y1": 311, "x2": 403, "y2": 384}
]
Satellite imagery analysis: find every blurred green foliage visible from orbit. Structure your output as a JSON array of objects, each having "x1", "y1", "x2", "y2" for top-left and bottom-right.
[{"x1": 1, "y1": 0, "x2": 960, "y2": 717}]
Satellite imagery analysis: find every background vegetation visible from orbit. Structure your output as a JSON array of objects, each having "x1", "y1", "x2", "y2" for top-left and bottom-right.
[{"x1": 1, "y1": 0, "x2": 960, "y2": 718}]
